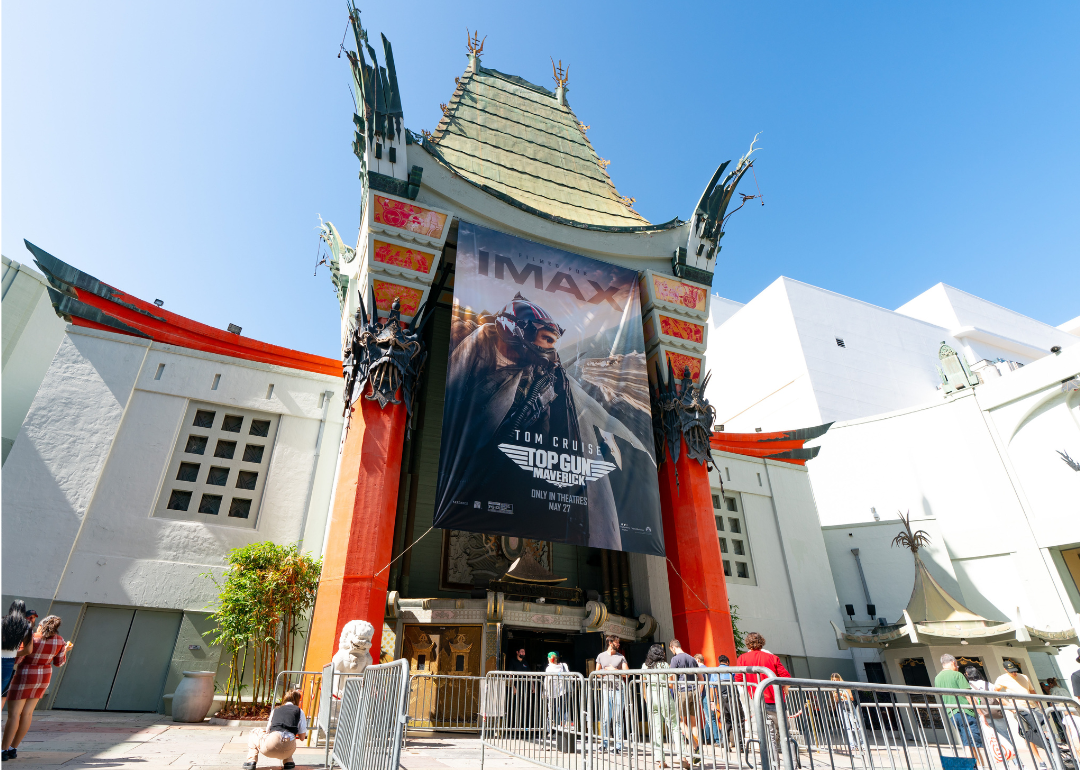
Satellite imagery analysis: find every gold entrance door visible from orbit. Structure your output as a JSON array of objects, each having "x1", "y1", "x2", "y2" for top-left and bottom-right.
[{"x1": 402, "y1": 625, "x2": 483, "y2": 730}]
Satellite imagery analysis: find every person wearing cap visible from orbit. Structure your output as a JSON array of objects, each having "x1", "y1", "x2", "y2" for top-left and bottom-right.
[
  {"x1": 543, "y1": 651, "x2": 571, "y2": 737},
  {"x1": 995, "y1": 659, "x2": 1050, "y2": 767},
  {"x1": 934, "y1": 654, "x2": 985, "y2": 766}
]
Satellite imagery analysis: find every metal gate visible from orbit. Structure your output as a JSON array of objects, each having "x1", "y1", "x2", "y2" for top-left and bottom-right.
[{"x1": 330, "y1": 659, "x2": 410, "y2": 770}]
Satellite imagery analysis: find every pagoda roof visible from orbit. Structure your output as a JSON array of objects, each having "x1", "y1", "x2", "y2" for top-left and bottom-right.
[
  {"x1": 423, "y1": 65, "x2": 650, "y2": 230},
  {"x1": 710, "y1": 423, "x2": 833, "y2": 466},
  {"x1": 24, "y1": 240, "x2": 341, "y2": 377},
  {"x1": 902, "y1": 555, "x2": 986, "y2": 625}
]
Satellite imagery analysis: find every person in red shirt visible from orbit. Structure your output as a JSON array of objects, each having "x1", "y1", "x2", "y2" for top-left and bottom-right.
[{"x1": 734, "y1": 632, "x2": 790, "y2": 756}]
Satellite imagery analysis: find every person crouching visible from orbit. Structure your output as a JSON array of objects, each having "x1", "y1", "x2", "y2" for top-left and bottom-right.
[{"x1": 243, "y1": 689, "x2": 307, "y2": 769}]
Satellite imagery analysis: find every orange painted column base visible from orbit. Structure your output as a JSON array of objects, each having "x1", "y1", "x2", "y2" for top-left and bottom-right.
[
  {"x1": 658, "y1": 439, "x2": 737, "y2": 666},
  {"x1": 304, "y1": 397, "x2": 407, "y2": 671}
]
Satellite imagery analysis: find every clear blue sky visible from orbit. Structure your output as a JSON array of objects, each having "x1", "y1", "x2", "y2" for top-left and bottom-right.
[{"x1": 4, "y1": 2, "x2": 1077, "y2": 359}]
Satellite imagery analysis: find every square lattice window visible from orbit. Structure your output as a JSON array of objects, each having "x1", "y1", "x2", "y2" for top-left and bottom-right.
[
  {"x1": 713, "y1": 491, "x2": 756, "y2": 586},
  {"x1": 155, "y1": 401, "x2": 278, "y2": 528}
]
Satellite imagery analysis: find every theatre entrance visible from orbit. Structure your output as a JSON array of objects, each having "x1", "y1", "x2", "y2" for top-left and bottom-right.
[
  {"x1": 500, "y1": 627, "x2": 648, "y2": 675},
  {"x1": 401, "y1": 624, "x2": 483, "y2": 729}
]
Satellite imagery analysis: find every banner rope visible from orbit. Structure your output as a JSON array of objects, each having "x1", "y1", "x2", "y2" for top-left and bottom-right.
[
  {"x1": 665, "y1": 556, "x2": 711, "y2": 612},
  {"x1": 374, "y1": 526, "x2": 435, "y2": 578}
]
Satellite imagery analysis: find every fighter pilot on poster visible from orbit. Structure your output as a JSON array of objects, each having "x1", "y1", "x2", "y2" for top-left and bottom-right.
[{"x1": 433, "y1": 222, "x2": 663, "y2": 556}]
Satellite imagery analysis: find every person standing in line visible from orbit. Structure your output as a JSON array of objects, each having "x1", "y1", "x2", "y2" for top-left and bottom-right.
[
  {"x1": 934, "y1": 654, "x2": 985, "y2": 767},
  {"x1": 694, "y1": 653, "x2": 722, "y2": 745},
  {"x1": 243, "y1": 688, "x2": 307, "y2": 770},
  {"x1": 829, "y1": 673, "x2": 866, "y2": 753},
  {"x1": 965, "y1": 666, "x2": 1016, "y2": 768},
  {"x1": 994, "y1": 659, "x2": 1050, "y2": 768},
  {"x1": 2, "y1": 616, "x2": 71, "y2": 761},
  {"x1": 596, "y1": 635, "x2": 629, "y2": 754},
  {"x1": 543, "y1": 651, "x2": 570, "y2": 737},
  {"x1": 734, "y1": 633, "x2": 791, "y2": 757},
  {"x1": 1, "y1": 604, "x2": 31, "y2": 709},
  {"x1": 1044, "y1": 678, "x2": 1069, "y2": 698},
  {"x1": 668, "y1": 640, "x2": 703, "y2": 756},
  {"x1": 713, "y1": 655, "x2": 744, "y2": 753},
  {"x1": 641, "y1": 644, "x2": 683, "y2": 769},
  {"x1": 505, "y1": 644, "x2": 533, "y2": 734}
]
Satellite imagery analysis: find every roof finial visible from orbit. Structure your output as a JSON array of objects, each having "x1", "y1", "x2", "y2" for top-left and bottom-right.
[
  {"x1": 467, "y1": 28, "x2": 486, "y2": 72},
  {"x1": 550, "y1": 57, "x2": 569, "y2": 106},
  {"x1": 891, "y1": 511, "x2": 931, "y2": 555}
]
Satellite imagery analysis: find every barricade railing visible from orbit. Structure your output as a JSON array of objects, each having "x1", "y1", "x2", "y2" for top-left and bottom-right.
[
  {"x1": 270, "y1": 669, "x2": 324, "y2": 746},
  {"x1": 317, "y1": 664, "x2": 366, "y2": 766},
  {"x1": 587, "y1": 666, "x2": 777, "y2": 770},
  {"x1": 481, "y1": 670, "x2": 587, "y2": 770},
  {"x1": 751, "y1": 675, "x2": 1080, "y2": 770},
  {"x1": 407, "y1": 674, "x2": 484, "y2": 732},
  {"x1": 330, "y1": 658, "x2": 410, "y2": 770}
]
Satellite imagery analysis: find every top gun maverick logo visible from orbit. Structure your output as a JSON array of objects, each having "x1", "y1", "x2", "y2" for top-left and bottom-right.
[
  {"x1": 433, "y1": 222, "x2": 664, "y2": 556},
  {"x1": 499, "y1": 440, "x2": 617, "y2": 489}
]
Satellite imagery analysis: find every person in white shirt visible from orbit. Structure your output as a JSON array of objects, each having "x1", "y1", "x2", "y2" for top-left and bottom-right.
[
  {"x1": 994, "y1": 660, "x2": 1049, "y2": 768},
  {"x1": 543, "y1": 651, "x2": 571, "y2": 736}
]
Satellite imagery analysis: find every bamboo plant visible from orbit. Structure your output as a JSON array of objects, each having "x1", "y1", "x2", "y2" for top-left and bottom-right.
[{"x1": 205, "y1": 542, "x2": 321, "y2": 717}]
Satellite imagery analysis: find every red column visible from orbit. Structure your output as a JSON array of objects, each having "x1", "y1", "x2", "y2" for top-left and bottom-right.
[
  {"x1": 304, "y1": 398, "x2": 406, "y2": 670},
  {"x1": 659, "y1": 438, "x2": 736, "y2": 666}
]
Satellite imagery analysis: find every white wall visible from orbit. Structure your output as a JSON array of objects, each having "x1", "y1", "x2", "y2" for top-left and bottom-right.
[
  {"x1": 706, "y1": 277, "x2": 1077, "y2": 434},
  {"x1": 706, "y1": 279, "x2": 821, "y2": 432},
  {"x1": 1, "y1": 326, "x2": 344, "y2": 612},
  {"x1": 711, "y1": 450, "x2": 854, "y2": 678},
  {"x1": 1, "y1": 256, "x2": 69, "y2": 464},
  {"x1": 897, "y1": 284, "x2": 1077, "y2": 362},
  {"x1": 808, "y1": 347, "x2": 1080, "y2": 685}
]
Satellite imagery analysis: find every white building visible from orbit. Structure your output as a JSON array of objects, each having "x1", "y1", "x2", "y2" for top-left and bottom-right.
[
  {"x1": 706, "y1": 278, "x2": 1076, "y2": 433},
  {"x1": 706, "y1": 276, "x2": 1080, "y2": 688},
  {"x1": 1, "y1": 246, "x2": 344, "y2": 712},
  {"x1": 2, "y1": 255, "x2": 68, "y2": 464},
  {"x1": 708, "y1": 450, "x2": 855, "y2": 679}
]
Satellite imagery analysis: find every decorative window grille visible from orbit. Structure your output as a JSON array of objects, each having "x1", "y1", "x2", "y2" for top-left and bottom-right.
[
  {"x1": 155, "y1": 401, "x2": 277, "y2": 528},
  {"x1": 712, "y1": 491, "x2": 756, "y2": 585}
]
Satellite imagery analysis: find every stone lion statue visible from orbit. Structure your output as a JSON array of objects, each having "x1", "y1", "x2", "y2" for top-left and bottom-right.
[{"x1": 332, "y1": 619, "x2": 374, "y2": 685}]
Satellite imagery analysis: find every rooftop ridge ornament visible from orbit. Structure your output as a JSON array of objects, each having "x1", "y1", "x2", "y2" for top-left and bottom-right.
[
  {"x1": 550, "y1": 58, "x2": 569, "y2": 88},
  {"x1": 551, "y1": 58, "x2": 569, "y2": 106},
  {"x1": 466, "y1": 28, "x2": 486, "y2": 72}
]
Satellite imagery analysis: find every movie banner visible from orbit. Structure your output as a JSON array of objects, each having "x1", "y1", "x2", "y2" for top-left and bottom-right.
[{"x1": 433, "y1": 221, "x2": 663, "y2": 556}]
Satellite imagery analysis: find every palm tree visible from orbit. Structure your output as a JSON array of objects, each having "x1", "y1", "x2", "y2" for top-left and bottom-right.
[{"x1": 891, "y1": 511, "x2": 931, "y2": 554}]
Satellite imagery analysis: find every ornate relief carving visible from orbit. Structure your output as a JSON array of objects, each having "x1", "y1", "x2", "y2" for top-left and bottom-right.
[
  {"x1": 652, "y1": 363, "x2": 715, "y2": 467},
  {"x1": 442, "y1": 530, "x2": 552, "y2": 590},
  {"x1": 342, "y1": 289, "x2": 430, "y2": 427}
]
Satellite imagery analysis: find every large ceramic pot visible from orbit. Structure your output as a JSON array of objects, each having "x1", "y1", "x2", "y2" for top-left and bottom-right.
[{"x1": 172, "y1": 671, "x2": 216, "y2": 723}]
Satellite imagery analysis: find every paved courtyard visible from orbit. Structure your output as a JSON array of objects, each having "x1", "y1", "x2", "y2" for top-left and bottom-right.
[{"x1": 0, "y1": 711, "x2": 530, "y2": 770}]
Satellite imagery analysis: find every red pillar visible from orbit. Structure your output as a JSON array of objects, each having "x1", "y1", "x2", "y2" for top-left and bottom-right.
[
  {"x1": 304, "y1": 397, "x2": 406, "y2": 670},
  {"x1": 659, "y1": 438, "x2": 737, "y2": 666}
]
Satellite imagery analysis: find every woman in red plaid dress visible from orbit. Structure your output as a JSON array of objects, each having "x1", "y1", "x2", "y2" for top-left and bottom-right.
[{"x1": 2, "y1": 616, "x2": 71, "y2": 760}]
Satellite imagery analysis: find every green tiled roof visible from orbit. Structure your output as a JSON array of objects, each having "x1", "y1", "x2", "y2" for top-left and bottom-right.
[{"x1": 428, "y1": 66, "x2": 649, "y2": 228}]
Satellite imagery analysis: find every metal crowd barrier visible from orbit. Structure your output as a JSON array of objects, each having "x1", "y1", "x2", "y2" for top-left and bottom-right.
[
  {"x1": 481, "y1": 670, "x2": 587, "y2": 770},
  {"x1": 587, "y1": 666, "x2": 777, "y2": 770},
  {"x1": 479, "y1": 667, "x2": 775, "y2": 770},
  {"x1": 752, "y1": 675, "x2": 1080, "y2": 770},
  {"x1": 407, "y1": 674, "x2": 484, "y2": 732},
  {"x1": 330, "y1": 658, "x2": 410, "y2": 770}
]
